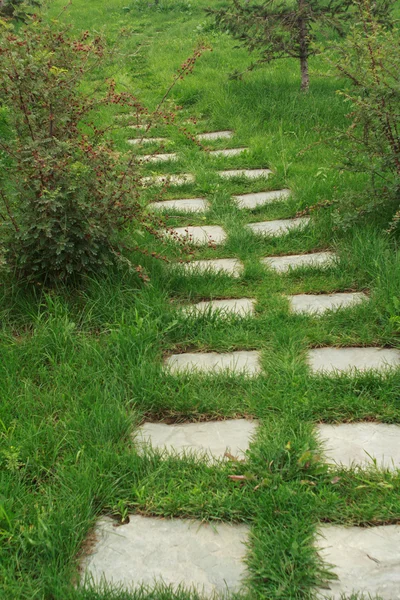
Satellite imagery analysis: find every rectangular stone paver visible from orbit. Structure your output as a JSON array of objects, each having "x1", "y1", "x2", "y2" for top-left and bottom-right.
[
  {"x1": 219, "y1": 169, "x2": 272, "y2": 179},
  {"x1": 289, "y1": 292, "x2": 368, "y2": 315},
  {"x1": 165, "y1": 350, "x2": 262, "y2": 376},
  {"x1": 184, "y1": 298, "x2": 256, "y2": 317},
  {"x1": 316, "y1": 525, "x2": 400, "y2": 599},
  {"x1": 308, "y1": 347, "x2": 400, "y2": 375},
  {"x1": 247, "y1": 217, "x2": 309, "y2": 237},
  {"x1": 180, "y1": 258, "x2": 243, "y2": 277},
  {"x1": 148, "y1": 198, "x2": 209, "y2": 213},
  {"x1": 317, "y1": 423, "x2": 400, "y2": 470},
  {"x1": 140, "y1": 153, "x2": 178, "y2": 163},
  {"x1": 197, "y1": 130, "x2": 233, "y2": 140},
  {"x1": 82, "y1": 515, "x2": 249, "y2": 596},
  {"x1": 164, "y1": 226, "x2": 227, "y2": 245},
  {"x1": 209, "y1": 148, "x2": 248, "y2": 157},
  {"x1": 141, "y1": 174, "x2": 195, "y2": 186},
  {"x1": 128, "y1": 137, "x2": 167, "y2": 145},
  {"x1": 261, "y1": 252, "x2": 336, "y2": 273},
  {"x1": 234, "y1": 189, "x2": 291, "y2": 210},
  {"x1": 136, "y1": 419, "x2": 257, "y2": 461}
]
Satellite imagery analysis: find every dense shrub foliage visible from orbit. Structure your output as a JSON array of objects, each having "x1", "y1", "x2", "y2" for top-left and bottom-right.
[
  {"x1": 0, "y1": 0, "x2": 39, "y2": 19},
  {"x1": 329, "y1": 0, "x2": 400, "y2": 229},
  {"x1": 0, "y1": 16, "x2": 168, "y2": 284}
]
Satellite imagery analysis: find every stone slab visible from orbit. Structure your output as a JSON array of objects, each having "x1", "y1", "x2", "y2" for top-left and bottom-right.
[
  {"x1": 165, "y1": 350, "x2": 262, "y2": 376},
  {"x1": 148, "y1": 198, "x2": 209, "y2": 213},
  {"x1": 180, "y1": 258, "x2": 243, "y2": 277},
  {"x1": 289, "y1": 292, "x2": 368, "y2": 315},
  {"x1": 262, "y1": 252, "x2": 336, "y2": 273},
  {"x1": 308, "y1": 347, "x2": 400, "y2": 375},
  {"x1": 234, "y1": 189, "x2": 291, "y2": 209},
  {"x1": 184, "y1": 298, "x2": 256, "y2": 317},
  {"x1": 316, "y1": 525, "x2": 400, "y2": 599},
  {"x1": 127, "y1": 137, "x2": 167, "y2": 145},
  {"x1": 164, "y1": 226, "x2": 227, "y2": 245},
  {"x1": 141, "y1": 174, "x2": 195, "y2": 186},
  {"x1": 82, "y1": 515, "x2": 249, "y2": 596},
  {"x1": 197, "y1": 131, "x2": 233, "y2": 141},
  {"x1": 218, "y1": 169, "x2": 272, "y2": 179},
  {"x1": 136, "y1": 419, "x2": 257, "y2": 461},
  {"x1": 247, "y1": 217, "x2": 309, "y2": 237},
  {"x1": 317, "y1": 423, "x2": 400, "y2": 470},
  {"x1": 209, "y1": 148, "x2": 248, "y2": 157},
  {"x1": 140, "y1": 153, "x2": 178, "y2": 163}
]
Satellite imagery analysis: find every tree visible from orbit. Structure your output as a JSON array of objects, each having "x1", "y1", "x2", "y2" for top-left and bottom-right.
[{"x1": 208, "y1": 0, "x2": 394, "y2": 91}]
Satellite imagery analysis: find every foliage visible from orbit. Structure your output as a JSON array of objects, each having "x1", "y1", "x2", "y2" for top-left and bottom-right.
[
  {"x1": 0, "y1": 0, "x2": 40, "y2": 19},
  {"x1": 327, "y1": 0, "x2": 400, "y2": 230},
  {"x1": 0, "y1": 15, "x2": 194, "y2": 285},
  {"x1": 208, "y1": 0, "x2": 395, "y2": 91}
]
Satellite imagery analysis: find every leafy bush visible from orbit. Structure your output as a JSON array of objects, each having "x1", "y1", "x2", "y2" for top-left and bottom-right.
[
  {"x1": 327, "y1": 0, "x2": 400, "y2": 229},
  {"x1": 0, "y1": 15, "x2": 191, "y2": 285},
  {"x1": 0, "y1": 0, "x2": 39, "y2": 19}
]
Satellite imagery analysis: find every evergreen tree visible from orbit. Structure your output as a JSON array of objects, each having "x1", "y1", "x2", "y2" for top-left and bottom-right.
[{"x1": 209, "y1": 0, "x2": 394, "y2": 91}]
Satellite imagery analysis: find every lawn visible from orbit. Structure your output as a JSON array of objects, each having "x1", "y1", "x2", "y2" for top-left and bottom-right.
[{"x1": 1, "y1": 0, "x2": 400, "y2": 598}]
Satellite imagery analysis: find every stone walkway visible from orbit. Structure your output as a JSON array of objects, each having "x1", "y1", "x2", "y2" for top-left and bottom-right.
[
  {"x1": 136, "y1": 418, "x2": 257, "y2": 461},
  {"x1": 82, "y1": 125, "x2": 400, "y2": 598},
  {"x1": 83, "y1": 516, "x2": 249, "y2": 595},
  {"x1": 183, "y1": 297, "x2": 256, "y2": 317},
  {"x1": 316, "y1": 525, "x2": 400, "y2": 599}
]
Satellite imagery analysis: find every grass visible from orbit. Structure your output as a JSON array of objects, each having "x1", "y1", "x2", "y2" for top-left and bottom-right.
[{"x1": 1, "y1": 0, "x2": 400, "y2": 599}]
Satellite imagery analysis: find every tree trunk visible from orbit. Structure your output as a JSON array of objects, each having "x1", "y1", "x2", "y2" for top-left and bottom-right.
[
  {"x1": 300, "y1": 53, "x2": 309, "y2": 92},
  {"x1": 298, "y1": 0, "x2": 310, "y2": 92}
]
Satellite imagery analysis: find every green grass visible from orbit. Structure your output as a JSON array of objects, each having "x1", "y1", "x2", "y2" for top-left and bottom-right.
[{"x1": 1, "y1": 0, "x2": 400, "y2": 598}]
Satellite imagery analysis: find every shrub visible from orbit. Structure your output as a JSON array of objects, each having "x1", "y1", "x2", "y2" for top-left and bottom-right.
[
  {"x1": 0, "y1": 15, "x2": 200, "y2": 285},
  {"x1": 0, "y1": 0, "x2": 39, "y2": 19},
  {"x1": 327, "y1": 0, "x2": 400, "y2": 229}
]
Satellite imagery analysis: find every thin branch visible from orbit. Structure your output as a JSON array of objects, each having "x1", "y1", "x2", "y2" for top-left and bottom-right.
[{"x1": 0, "y1": 190, "x2": 19, "y2": 232}]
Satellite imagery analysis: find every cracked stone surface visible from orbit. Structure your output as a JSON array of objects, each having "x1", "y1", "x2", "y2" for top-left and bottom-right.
[
  {"x1": 247, "y1": 217, "x2": 309, "y2": 237},
  {"x1": 218, "y1": 169, "x2": 272, "y2": 179},
  {"x1": 317, "y1": 423, "x2": 400, "y2": 470},
  {"x1": 183, "y1": 298, "x2": 256, "y2": 317},
  {"x1": 233, "y1": 189, "x2": 291, "y2": 210},
  {"x1": 209, "y1": 148, "x2": 248, "y2": 157},
  {"x1": 261, "y1": 252, "x2": 336, "y2": 273},
  {"x1": 316, "y1": 525, "x2": 400, "y2": 599},
  {"x1": 307, "y1": 347, "x2": 400, "y2": 374},
  {"x1": 148, "y1": 198, "x2": 209, "y2": 213},
  {"x1": 140, "y1": 153, "x2": 178, "y2": 163},
  {"x1": 180, "y1": 258, "x2": 243, "y2": 277},
  {"x1": 165, "y1": 350, "x2": 262, "y2": 376},
  {"x1": 164, "y1": 226, "x2": 227, "y2": 245},
  {"x1": 127, "y1": 137, "x2": 167, "y2": 145},
  {"x1": 135, "y1": 419, "x2": 258, "y2": 461},
  {"x1": 196, "y1": 130, "x2": 233, "y2": 140},
  {"x1": 289, "y1": 292, "x2": 368, "y2": 315},
  {"x1": 82, "y1": 515, "x2": 249, "y2": 596},
  {"x1": 141, "y1": 174, "x2": 195, "y2": 186}
]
